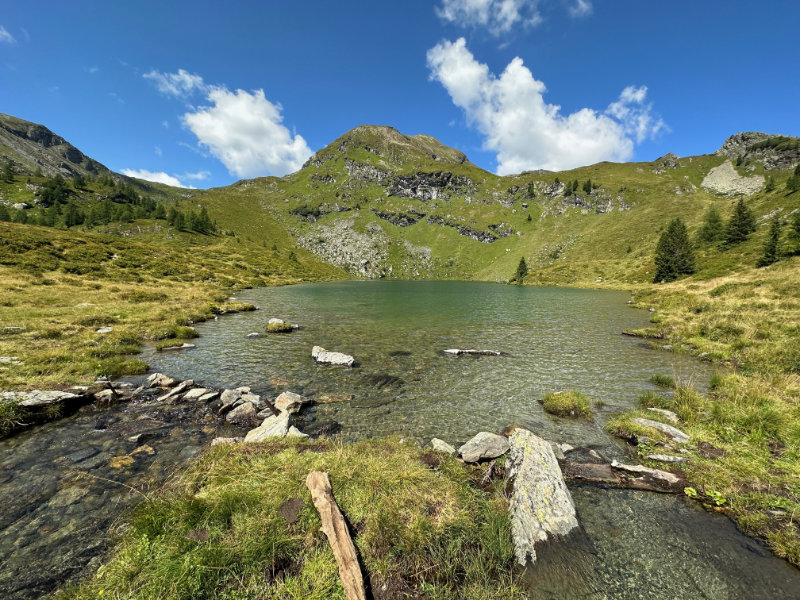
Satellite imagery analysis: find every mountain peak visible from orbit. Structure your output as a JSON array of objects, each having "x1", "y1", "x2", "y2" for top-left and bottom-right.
[{"x1": 305, "y1": 124, "x2": 470, "y2": 170}]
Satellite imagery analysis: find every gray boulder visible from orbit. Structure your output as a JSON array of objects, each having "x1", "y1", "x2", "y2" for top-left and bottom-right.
[
  {"x1": 147, "y1": 373, "x2": 176, "y2": 388},
  {"x1": 312, "y1": 346, "x2": 355, "y2": 367},
  {"x1": 15, "y1": 390, "x2": 80, "y2": 407},
  {"x1": 458, "y1": 432, "x2": 510, "y2": 463},
  {"x1": 274, "y1": 391, "x2": 310, "y2": 413},
  {"x1": 244, "y1": 412, "x2": 291, "y2": 443},
  {"x1": 226, "y1": 402, "x2": 260, "y2": 427},
  {"x1": 646, "y1": 407, "x2": 679, "y2": 423},
  {"x1": 506, "y1": 429, "x2": 579, "y2": 566},
  {"x1": 431, "y1": 438, "x2": 456, "y2": 455}
]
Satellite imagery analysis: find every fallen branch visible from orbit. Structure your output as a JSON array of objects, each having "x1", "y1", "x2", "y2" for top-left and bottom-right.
[{"x1": 305, "y1": 471, "x2": 367, "y2": 600}]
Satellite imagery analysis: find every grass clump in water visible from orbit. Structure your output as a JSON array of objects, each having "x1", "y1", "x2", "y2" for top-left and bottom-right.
[
  {"x1": 650, "y1": 373, "x2": 676, "y2": 389},
  {"x1": 265, "y1": 321, "x2": 294, "y2": 333},
  {"x1": 60, "y1": 438, "x2": 524, "y2": 600},
  {"x1": 541, "y1": 390, "x2": 592, "y2": 418}
]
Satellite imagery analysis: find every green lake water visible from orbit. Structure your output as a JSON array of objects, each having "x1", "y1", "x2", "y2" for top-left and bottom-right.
[{"x1": 145, "y1": 280, "x2": 711, "y2": 453}]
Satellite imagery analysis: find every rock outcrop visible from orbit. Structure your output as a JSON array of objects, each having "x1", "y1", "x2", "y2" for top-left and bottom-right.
[
  {"x1": 716, "y1": 132, "x2": 800, "y2": 171},
  {"x1": 701, "y1": 160, "x2": 764, "y2": 196},
  {"x1": 505, "y1": 429, "x2": 579, "y2": 566}
]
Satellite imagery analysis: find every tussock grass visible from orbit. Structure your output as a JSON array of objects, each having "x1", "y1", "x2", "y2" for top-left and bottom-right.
[
  {"x1": 59, "y1": 438, "x2": 524, "y2": 600},
  {"x1": 265, "y1": 321, "x2": 294, "y2": 333},
  {"x1": 541, "y1": 390, "x2": 592, "y2": 418}
]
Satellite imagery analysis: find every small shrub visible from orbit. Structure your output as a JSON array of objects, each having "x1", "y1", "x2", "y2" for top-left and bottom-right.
[{"x1": 540, "y1": 391, "x2": 592, "y2": 418}]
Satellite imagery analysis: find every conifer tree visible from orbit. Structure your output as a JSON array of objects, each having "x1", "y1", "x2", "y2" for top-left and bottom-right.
[
  {"x1": 654, "y1": 218, "x2": 695, "y2": 282},
  {"x1": 787, "y1": 165, "x2": 800, "y2": 193},
  {"x1": 696, "y1": 205, "x2": 725, "y2": 243},
  {"x1": 0, "y1": 204, "x2": 9, "y2": 221},
  {"x1": 724, "y1": 198, "x2": 756, "y2": 246},
  {"x1": 173, "y1": 210, "x2": 185, "y2": 230},
  {"x1": 583, "y1": 179, "x2": 592, "y2": 194},
  {"x1": 153, "y1": 203, "x2": 166, "y2": 220},
  {"x1": 765, "y1": 175, "x2": 776, "y2": 192},
  {"x1": 1, "y1": 161, "x2": 13, "y2": 183},
  {"x1": 513, "y1": 256, "x2": 528, "y2": 284},
  {"x1": 756, "y1": 216, "x2": 782, "y2": 267}
]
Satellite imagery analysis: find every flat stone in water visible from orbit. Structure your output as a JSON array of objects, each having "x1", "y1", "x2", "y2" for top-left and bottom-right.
[{"x1": 65, "y1": 447, "x2": 99, "y2": 463}]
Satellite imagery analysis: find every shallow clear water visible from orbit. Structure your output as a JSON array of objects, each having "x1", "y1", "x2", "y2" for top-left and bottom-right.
[
  {"x1": 3, "y1": 281, "x2": 799, "y2": 599},
  {"x1": 145, "y1": 280, "x2": 709, "y2": 452}
]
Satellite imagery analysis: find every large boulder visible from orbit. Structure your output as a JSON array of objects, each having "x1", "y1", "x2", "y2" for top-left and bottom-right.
[
  {"x1": 430, "y1": 438, "x2": 456, "y2": 455},
  {"x1": 312, "y1": 346, "x2": 355, "y2": 367},
  {"x1": 506, "y1": 429, "x2": 579, "y2": 566},
  {"x1": 458, "y1": 432, "x2": 509, "y2": 463}
]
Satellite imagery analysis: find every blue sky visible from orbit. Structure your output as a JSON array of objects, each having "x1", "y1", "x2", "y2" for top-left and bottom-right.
[{"x1": 1, "y1": 1, "x2": 798, "y2": 188}]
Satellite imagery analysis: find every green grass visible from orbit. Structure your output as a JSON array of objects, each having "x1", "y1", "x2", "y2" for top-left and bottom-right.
[
  {"x1": 265, "y1": 321, "x2": 294, "y2": 333},
  {"x1": 540, "y1": 390, "x2": 592, "y2": 418},
  {"x1": 59, "y1": 438, "x2": 524, "y2": 600}
]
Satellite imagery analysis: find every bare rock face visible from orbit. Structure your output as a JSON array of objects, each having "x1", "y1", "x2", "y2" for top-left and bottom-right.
[
  {"x1": 701, "y1": 160, "x2": 764, "y2": 196},
  {"x1": 506, "y1": 429, "x2": 579, "y2": 566},
  {"x1": 716, "y1": 132, "x2": 800, "y2": 171}
]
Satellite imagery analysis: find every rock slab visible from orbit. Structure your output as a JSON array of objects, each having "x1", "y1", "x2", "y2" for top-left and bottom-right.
[
  {"x1": 506, "y1": 429, "x2": 579, "y2": 566},
  {"x1": 458, "y1": 432, "x2": 509, "y2": 463},
  {"x1": 632, "y1": 418, "x2": 690, "y2": 444},
  {"x1": 244, "y1": 412, "x2": 291, "y2": 443},
  {"x1": 430, "y1": 438, "x2": 456, "y2": 455},
  {"x1": 312, "y1": 346, "x2": 355, "y2": 367}
]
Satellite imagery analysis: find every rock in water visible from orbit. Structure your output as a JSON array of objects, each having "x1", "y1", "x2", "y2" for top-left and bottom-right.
[
  {"x1": 506, "y1": 429, "x2": 579, "y2": 566},
  {"x1": 312, "y1": 346, "x2": 355, "y2": 367},
  {"x1": 226, "y1": 402, "x2": 259, "y2": 427},
  {"x1": 244, "y1": 412, "x2": 291, "y2": 442},
  {"x1": 274, "y1": 391, "x2": 311, "y2": 413},
  {"x1": 458, "y1": 432, "x2": 509, "y2": 463}
]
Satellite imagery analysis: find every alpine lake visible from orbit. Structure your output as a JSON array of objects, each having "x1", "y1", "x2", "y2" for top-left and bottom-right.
[{"x1": 2, "y1": 281, "x2": 798, "y2": 599}]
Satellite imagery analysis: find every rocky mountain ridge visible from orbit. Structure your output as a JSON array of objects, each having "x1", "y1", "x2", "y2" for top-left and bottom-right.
[
  {"x1": 0, "y1": 113, "x2": 113, "y2": 179},
  {"x1": 716, "y1": 132, "x2": 800, "y2": 170}
]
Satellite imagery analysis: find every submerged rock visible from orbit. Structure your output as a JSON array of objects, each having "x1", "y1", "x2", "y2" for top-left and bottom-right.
[
  {"x1": 443, "y1": 348, "x2": 503, "y2": 356},
  {"x1": 458, "y1": 432, "x2": 510, "y2": 463},
  {"x1": 312, "y1": 346, "x2": 355, "y2": 367},
  {"x1": 506, "y1": 429, "x2": 579, "y2": 566},
  {"x1": 632, "y1": 418, "x2": 690, "y2": 444}
]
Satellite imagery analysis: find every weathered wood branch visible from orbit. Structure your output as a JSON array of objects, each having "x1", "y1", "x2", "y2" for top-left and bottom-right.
[{"x1": 305, "y1": 471, "x2": 367, "y2": 600}]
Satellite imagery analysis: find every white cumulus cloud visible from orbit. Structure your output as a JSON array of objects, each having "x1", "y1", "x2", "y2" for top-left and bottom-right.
[
  {"x1": 121, "y1": 168, "x2": 193, "y2": 188},
  {"x1": 426, "y1": 38, "x2": 666, "y2": 174},
  {"x1": 0, "y1": 25, "x2": 16, "y2": 44},
  {"x1": 145, "y1": 69, "x2": 311, "y2": 177},
  {"x1": 181, "y1": 86, "x2": 312, "y2": 177},
  {"x1": 144, "y1": 68, "x2": 207, "y2": 97},
  {"x1": 436, "y1": 0, "x2": 542, "y2": 35}
]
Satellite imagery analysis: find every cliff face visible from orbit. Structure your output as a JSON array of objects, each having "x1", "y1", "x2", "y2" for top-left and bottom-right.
[
  {"x1": 716, "y1": 132, "x2": 800, "y2": 171},
  {"x1": 0, "y1": 113, "x2": 113, "y2": 178}
]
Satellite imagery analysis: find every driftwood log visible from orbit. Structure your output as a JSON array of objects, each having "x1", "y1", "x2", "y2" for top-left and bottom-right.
[{"x1": 305, "y1": 471, "x2": 367, "y2": 600}]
